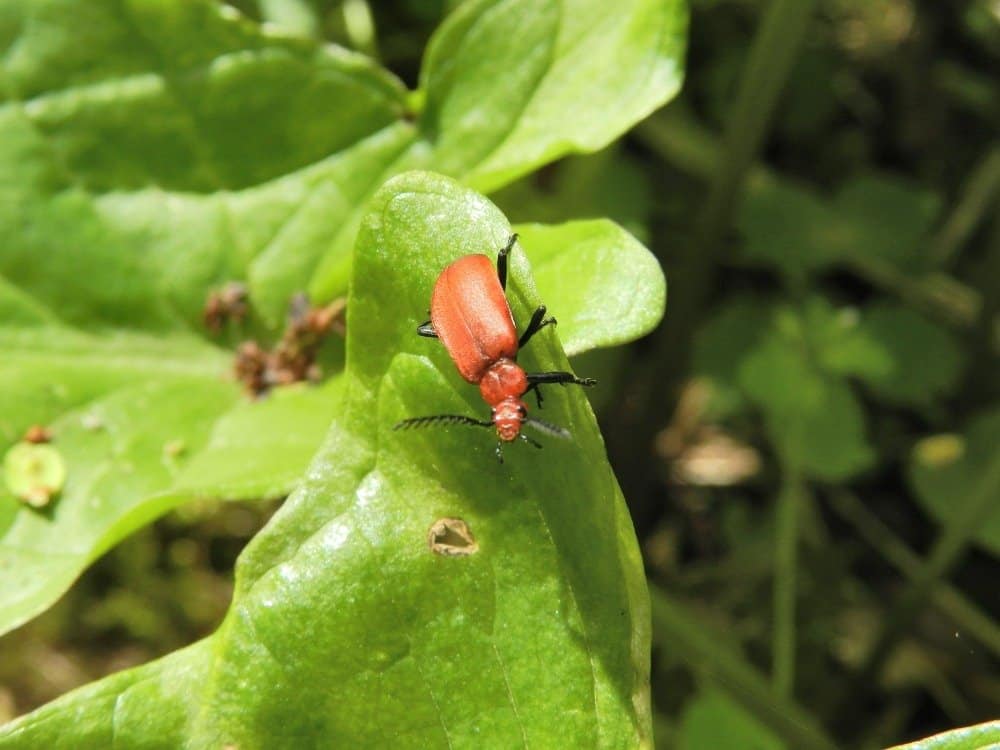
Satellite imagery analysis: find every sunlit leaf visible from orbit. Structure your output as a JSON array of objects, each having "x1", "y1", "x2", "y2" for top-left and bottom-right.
[{"x1": 0, "y1": 171, "x2": 654, "y2": 747}]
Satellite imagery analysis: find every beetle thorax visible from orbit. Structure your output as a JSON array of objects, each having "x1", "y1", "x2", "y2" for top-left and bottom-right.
[{"x1": 478, "y1": 358, "x2": 527, "y2": 406}]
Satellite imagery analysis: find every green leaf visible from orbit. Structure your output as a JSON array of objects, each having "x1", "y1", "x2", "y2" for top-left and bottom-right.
[
  {"x1": 515, "y1": 219, "x2": 666, "y2": 356},
  {"x1": 738, "y1": 178, "x2": 848, "y2": 281},
  {"x1": 887, "y1": 720, "x2": 1000, "y2": 750},
  {"x1": 0, "y1": 171, "x2": 653, "y2": 747},
  {"x1": 799, "y1": 298, "x2": 963, "y2": 408},
  {"x1": 306, "y1": 0, "x2": 689, "y2": 300},
  {"x1": 738, "y1": 173, "x2": 941, "y2": 281},
  {"x1": 0, "y1": 0, "x2": 684, "y2": 636},
  {"x1": 691, "y1": 294, "x2": 772, "y2": 418},
  {"x1": 419, "y1": 0, "x2": 688, "y2": 193},
  {"x1": 848, "y1": 304, "x2": 963, "y2": 407},
  {"x1": 679, "y1": 688, "x2": 785, "y2": 750},
  {"x1": 834, "y1": 173, "x2": 941, "y2": 271},
  {"x1": 738, "y1": 331, "x2": 874, "y2": 481},
  {"x1": 692, "y1": 296, "x2": 875, "y2": 480},
  {"x1": 908, "y1": 406, "x2": 1000, "y2": 556}
]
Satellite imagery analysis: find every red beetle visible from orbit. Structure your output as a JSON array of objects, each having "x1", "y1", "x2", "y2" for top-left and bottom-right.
[{"x1": 394, "y1": 234, "x2": 595, "y2": 462}]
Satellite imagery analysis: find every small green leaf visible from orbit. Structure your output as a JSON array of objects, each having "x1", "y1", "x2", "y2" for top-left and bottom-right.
[
  {"x1": 739, "y1": 332, "x2": 874, "y2": 481},
  {"x1": 679, "y1": 687, "x2": 785, "y2": 750},
  {"x1": 909, "y1": 406, "x2": 1000, "y2": 556},
  {"x1": 834, "y1": 173, "x2": 941, "y2": 271},
  {"x1": 693, "y1": 296, "x2": 875, "y2": 480},
  {"x1": 420, "y1": 0, "x2": 688, "y2": 192},
  {"x1": 516, "y1": 219, "x2": 666, "y2": 356},
  {"x1": 0, "y1": 171, "x2": 653, "y2": 747},
  {"x1": 887, "y1": 720, "x2": 1000, "y2": 750},
  {"x1": 738, "y1": 178, "x2": 848, "y2": 281},
  {"x1": 738, "y1": 173, "x2": 942, "y2": 281},
  {"x1": 849, "y1": 304, "x2": 963, "y2": 407}
]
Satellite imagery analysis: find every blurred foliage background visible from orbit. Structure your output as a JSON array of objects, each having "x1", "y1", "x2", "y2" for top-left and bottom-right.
[{"x1": 1, "y1": 0, "x2": 998, "y2": 747}]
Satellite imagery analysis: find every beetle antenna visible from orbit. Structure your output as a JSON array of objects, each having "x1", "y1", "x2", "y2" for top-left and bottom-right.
[
  {"x1": 519, "y1": 433, "x2": 543, "y2": 449},
  {"x1": 394, "y1": 415, "x2": 493, "y2": 431},
  {"x1": 524, "y1": 417, "x2": 571, "y2": 440}
]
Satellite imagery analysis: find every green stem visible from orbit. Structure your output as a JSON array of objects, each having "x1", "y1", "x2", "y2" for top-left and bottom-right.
[
  {"x1": 773, "y1": 462, "x2": 803, "y2": 698},
  {"x1": 825, "y1": 488, "x2": 1000, "y2": 660},
  {"x1": 696, "y1": 0, "x2": 819, "y2": 251},
  {"x1": 831, "y1": 448, "x2": 1000, "y2": 722},
  {"x1": 650, "y1": 587, "x2": 839, "y2": 750},
  {"x1": 931, "y1": 143, "x2": 1000, "y2": 267}
]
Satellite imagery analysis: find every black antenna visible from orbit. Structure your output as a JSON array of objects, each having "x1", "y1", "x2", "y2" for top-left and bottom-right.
[
  {"x1": 524, "y1": 417, "x2": 571, "y2": 440},
  {"x1": 519, "y1": 433, "x2": 543, "y2": 449},
  {"x1": 394, "y1": 414, "x2": 493, "y2": 431}
]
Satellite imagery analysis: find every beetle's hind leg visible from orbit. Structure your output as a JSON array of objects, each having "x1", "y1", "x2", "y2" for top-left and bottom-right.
[
  {"x1": 518, "y1": 305, "x2": 557, "y2": 348},
  {"x1": 416, "y1": 320, "x2": 437, "y2": 338},
  {"x1": 525, "y1": 371, "x2": 596, "y2": 388},
  {"x1": 496, "y1": 233, "x2": 518, "y2": 291}
]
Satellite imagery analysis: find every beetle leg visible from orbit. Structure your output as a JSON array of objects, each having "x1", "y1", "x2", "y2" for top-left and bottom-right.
[
  {"x1": 495, "y1": 441, "x2": 504, "y2": 464},
  {"x1": 496, "y1": 233, "x2": 518, "y2": 291},
  {"x1": 518, "y1": 305, "x2": 557, "y2": 348},
  {"x1": 416, "y1": 320, "x2": 438, "y2": 338},
  {"x1": 525, "y1": 371, "x2": 597, "y2": 388},
  {"x1": 524, "y1": 382, "x2": 544, "y2": 409}
]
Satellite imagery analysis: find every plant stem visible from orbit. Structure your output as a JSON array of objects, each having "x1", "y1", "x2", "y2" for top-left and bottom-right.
[
  {"x1": 830, "y1": 448, "x2": 1000, "y2": 724},
  {"x1": 696, "y1": 0, "x2": 819, "y2": 253},
  {"x1": 931, "y1": 143, "x2": 1000, "y2": 267},
  {"x1": 773, "y1": 461, "x2": 803, "y2": 698},
  {"x1": 650, "y1": 587, "x2": 839, "y2": 750},
  {"x1": 825, "y1": 488, "x2": 1000, "y2": 660}
]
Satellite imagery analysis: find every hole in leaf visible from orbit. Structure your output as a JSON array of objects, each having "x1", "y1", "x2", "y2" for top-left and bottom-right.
[{"x1": 427, "y1": 518, "x2": 479, "y2": 557}]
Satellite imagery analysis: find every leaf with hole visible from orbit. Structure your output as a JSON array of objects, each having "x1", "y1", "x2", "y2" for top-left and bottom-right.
[{"x1": 0, "y1": 171, "x2": 654, "y2": 747}]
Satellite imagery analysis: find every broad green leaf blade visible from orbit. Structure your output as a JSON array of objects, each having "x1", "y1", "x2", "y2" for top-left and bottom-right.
[
  {"x1": 0, "y1": 0, "x2": 412, "y2": 327},
  {"x1": 0, "y1": 0, "x2": 686, "y2": 636},
  {"x1": 908, "y1": 406, "x2": 1000, "y2": 556},
  {"x1": 516, "y1": 219, "x2": 666, "y2": 356},
  {"x1": 887, "y1": 720, "x2": 1000, "y2": 750},
  {"x1": 0, "y1": 335, "x2": 342, "y2": 635},
  {"x1": 419, "y1": 0, "x2": 688, "y2": 193},
  {"x1": 0, "y1": 171, "x2": 653, "y2": 747}
]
